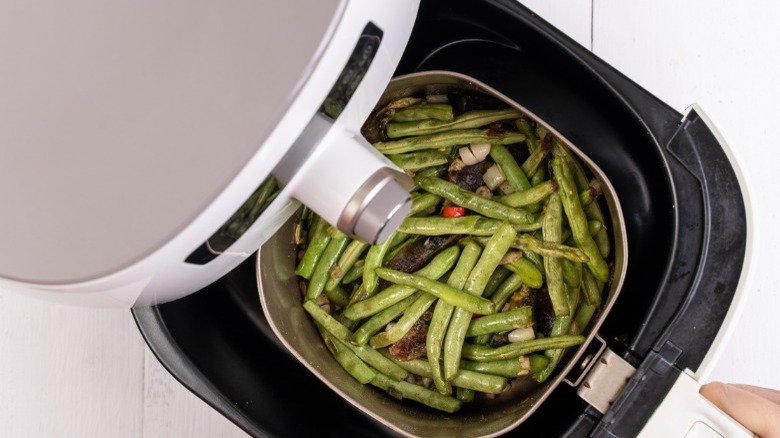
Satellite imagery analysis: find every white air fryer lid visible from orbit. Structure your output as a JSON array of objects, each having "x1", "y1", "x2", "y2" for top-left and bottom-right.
[
  {"x1": 0, "y1": 0, "x2": 345, "y2": 285},
  {"x1": 1, "y1": 0, "x2": 420, "y2": 307}
]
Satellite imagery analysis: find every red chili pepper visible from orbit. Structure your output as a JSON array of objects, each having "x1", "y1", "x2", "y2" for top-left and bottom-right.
[{"x1": 441, "y1": 206, "x2": 466, "y2": 218}]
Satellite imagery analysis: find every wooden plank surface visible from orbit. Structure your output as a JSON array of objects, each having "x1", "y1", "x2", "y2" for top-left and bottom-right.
[
  {"x1": 592, "y1": 0, "x2": 780, "y2": 390},
  {"x1": 0, "y1": 292, "x2": 144, "y2": 437}
]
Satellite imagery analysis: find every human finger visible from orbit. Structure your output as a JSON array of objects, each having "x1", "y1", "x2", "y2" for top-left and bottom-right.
[
  {"x1": 732, "y1": 384, "x2": 780, "y2": 405},
  {"x1": 700, "y1": 381, "x2": 780, "y2": 438}
]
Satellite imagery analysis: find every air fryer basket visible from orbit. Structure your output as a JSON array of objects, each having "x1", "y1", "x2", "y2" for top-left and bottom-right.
[
  {"x1": 256, "y1": 70, "x2": 627, "y2": 438},
  {"x1": 133, "y1": 0, "x2": 746, "y2": 436}
]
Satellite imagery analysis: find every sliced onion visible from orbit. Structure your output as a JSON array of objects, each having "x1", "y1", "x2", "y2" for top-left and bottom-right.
[
  {"x1": 508, "y1": 327, "x2": 536, "y2": 343},
  {"x1": 426, "y1": 93, "x2": 449, "y2": 103},
  {"x1": 498, "y1": 180, "x2": 515, "y2": 195},
  {"x1": 459, "y1": 146, "x2": 478, "y2": 165},
  {"x1": 469, "y1": 142, "x2": 491, "y2": 162},
  {"x1": 483, "y1": 163, "x2": 507, "y2": 190},
  {"x1": 448, "y1": 157, "x2": 465, "y2": 172},
  {"x1": 476, "y1": 185, "x2": 493, "y2": 199}
]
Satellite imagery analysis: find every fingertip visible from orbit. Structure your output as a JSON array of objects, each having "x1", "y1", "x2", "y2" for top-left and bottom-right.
[
  {"x1": 700, "y1": 381, "x2": 780, "y2": 438},
  {"x1": 700, "y1": 381, "x2": 731, "y2": 410}
]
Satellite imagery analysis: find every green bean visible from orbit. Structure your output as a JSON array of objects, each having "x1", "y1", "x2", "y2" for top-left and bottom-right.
[
  {"x1": 337, "y1": 312, "x2": 359, "y2": 332},
  {"x1": 415, "y1": 176, "x2": 535, "y2": 224},
  {"x1": 382, "y1": 97, "x2": 425, "y2": 112},
  {"x1": 567, "y1": 283, "x2": 581, "y2": 317},
  {"x1": 391, "y1": 103, "x2": 454, "y2": 122},
  {"x1": 326, "y1": 240, "x2": 369, "y2": 291},
  {"x1": 551, "y1": 157, "x2": 610, "y2": 282},
  {"x1": 572, "y1": 302, "x2": 599, "y2": 335},
  {"x1": 411, "y1": 164, "x2": 448, "y2": 186},
  {"x1": 400, "y1": 215, "x2": 500, "y2": 236},
  {"x1": 306, "y1": 232, "x2": 350, "y2": 300},
  {"x1": 521, "y1": 133, "x2": 552, "y2": 177},
  {"x1": 370, "y1": 292, "x2": 437, "y2": 348},
  {"x1": 543, "y1": 192, "x2": 569, "y2": 318},
  {"x1": 295, "y1": 216, "x2": 330, "y2": 279},
  {"x1": 389, "y1": 150, "x2": 449, "y2": 171},
  {"x1": 443, "y1": 222, "x2": 516, "y2": 380},
  {"x1": 490, "y1": 274, "x2": 524, "y2": 311},
  {"x1": 464, "y1": 222, "x2": 517, "y2": 295},
  {"x1": 374, "y1": 268, "x2": 496, "y2": 315},
  {"x1": 324, "y1": 283, "x2": 350, "y2": 308},
  {"x1": 362, "y1": 97, "x2": 423, "y2": 139},
  {"x1": 374, "y1": 128, "x2": 525, "y2": 155},
  {"x1": 370, "y1": 373, "x2": 462, "y2": 413},
  {"x1": 398, "y1": 215, "x2": 542, "y2": 236},
  {"x1": 535, "y1": 123, "x2": 549, "y2": 140},
  {"x1": 343, "y1": 245, "x2": 460, "y2": 320},
  {"x1": 512, "y1": 234, "x2": 590, "y2": 263},
  {"x1": 528, "y1": 354, "x2": 552, "y2": 374},
  {"x1": 582, "y1": 267, "x2": 603, "y2": 307},
  {"x1": 320, "y1": 327, "x2": 376, "y2": 384},
  {"x1": 409, "y1": 192, "x2": 443, "y2": 217},
  {"x1": 580, "y1": 187, "x2": 596, "y2": 207},
  {"x1": 303, "y1": 300, "x2": 408, "y2": 380},
  {"x1": 362, "y1": 231, "x2": 404, "y2": 296},
  {"x1": 562, "y1": 259, "x2": 583, "y2": 290},
  {"x1": 476, "y1": 233, "x2": 588, "y2": 264},
  {"x1": 503, "y1": 258, "x2": 544, "y2": 289},
  {"x1": 384, "y1": 354, "x2": 507, "y2": 394},
  {"x1": 483, "y1": 266, "x2": 512, "y2": 299},
  {"x1": 532, "y1": 315, "x2": 572, "y2": 383},
  {"x1": 515, "y1": 115, "x2": 539, "y2": 154},
  {"x1": 341, "y1": 260, "x2": 364, "y2": 284},
  {"x1": 386, "y1": 108, "x2": 523, "y2": 138},
  {"x1": 351, "y1": 293, "x2": 420, "y2": 346},
  {"x1": 530, "y1": 162, "x2": 548, "y2": 187},
  {"x1": 460, "y1": 356, "x2": 532, "y2": 378},
  {"x1": 456, "y1": 387, "x2": 475, "y2": 402},
  {"x1": 490, "y1": 144, "x2": 532, "y2": 192},
  {"x1": 494, "y1": 180, "x2": 558, "y2": 208},
  {"x1": 461, "y1": 334, "x2": 585, "y2": 361},
  {"x1": 427, "y1": 240, "x2": 482, "y2": 395},
  {"x1": 344, "y1": 281, "x2": 420, "y2": 321},
  {"x1": 588, "y1": 220, "x2": 603, "y2": 236},
  {"x1": 466, "y1": 306, "x2": 533, "y2": 337},
  {"x1": 522, "y1": 249, "x2": 545, "y2": 273},
  {"x1": 552, "y1": 141, "x2": 611, "y2": 258}
]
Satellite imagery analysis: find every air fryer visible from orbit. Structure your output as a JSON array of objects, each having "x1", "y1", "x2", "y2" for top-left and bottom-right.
[{"x1": 132, "y1": 0, "x2": 748, "y2": 436}]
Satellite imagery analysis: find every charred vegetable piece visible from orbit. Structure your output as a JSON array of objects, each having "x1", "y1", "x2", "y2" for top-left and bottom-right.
[
  {"x1": 448, "y1": 160, "x2": 488, "y2": 191},
  {"x1": 384, "y1": 234, "x2": 459, "y2": 274},
  {"x1": 388, "y1": 311, "x2": 432, "y2": 361}
]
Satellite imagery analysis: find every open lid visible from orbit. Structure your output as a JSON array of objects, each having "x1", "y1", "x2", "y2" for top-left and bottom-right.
[{"x1": 0, "y1": 0, "x2": 342, "y2": 284}]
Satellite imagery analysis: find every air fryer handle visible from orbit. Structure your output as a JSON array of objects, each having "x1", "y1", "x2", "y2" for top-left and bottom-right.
[
  {"x1": 273, "y1": 113, "x2": 413, "y2": 244},
  {"x1": 638, "y1": 370, "x2": 752, "y2": 437}
]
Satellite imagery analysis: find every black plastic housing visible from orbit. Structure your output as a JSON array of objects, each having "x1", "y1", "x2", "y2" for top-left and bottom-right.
[{"x1": 132, "y1": 0, "x2": 747, "y2": 436}]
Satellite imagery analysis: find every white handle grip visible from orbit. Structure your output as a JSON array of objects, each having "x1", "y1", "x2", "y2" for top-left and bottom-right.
[
  {"x1": 274, "y1": 114, "x2": 412, "y2": 244},
  {"x1": 639, "y1": 370, "x2": 752, "y2": 437}
]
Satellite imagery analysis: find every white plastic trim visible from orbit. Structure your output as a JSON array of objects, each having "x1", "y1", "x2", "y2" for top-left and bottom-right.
[{"x1": 638, "y1": 369, "x2": 752, "y2": 437}]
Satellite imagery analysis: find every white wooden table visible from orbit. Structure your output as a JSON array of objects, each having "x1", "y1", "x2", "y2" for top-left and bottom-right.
[{"x1": 2, "y1": 1, "x2": 778, "y2": 436}]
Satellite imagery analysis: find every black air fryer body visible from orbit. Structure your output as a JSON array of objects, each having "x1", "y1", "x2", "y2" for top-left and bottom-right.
[{"x1": 132, "y1": 0, "x2": 747, "y2": 436}]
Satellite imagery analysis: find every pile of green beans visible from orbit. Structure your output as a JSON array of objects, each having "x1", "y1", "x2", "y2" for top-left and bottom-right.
[{"x1": 295, "y1": 95, "x2": 612, "y2": 413}]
